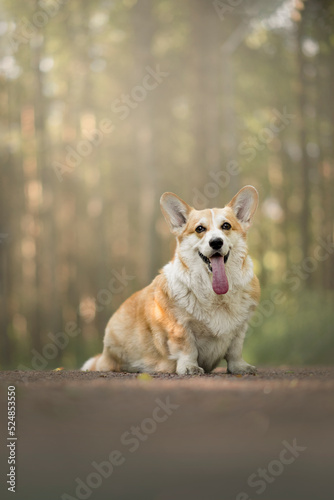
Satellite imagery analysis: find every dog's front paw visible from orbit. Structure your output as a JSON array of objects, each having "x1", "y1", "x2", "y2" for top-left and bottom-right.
[
  {"x1": 177, "y1": 364, "x2": 204, "y2": 376},
  {"x1": 227, "y1": 361, "x2": 257, "y2": 375}
]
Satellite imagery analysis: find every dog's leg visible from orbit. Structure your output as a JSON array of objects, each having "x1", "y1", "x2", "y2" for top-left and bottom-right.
[
  {"x1": 175, "y1": 353, "x2": 204, "y2": 376},
  {"x1": 168, "y1": 324, "x2": 204, "y2": 376},
  {"x1": 225, "y1": 323, "x2": 256, "y2": 375}
]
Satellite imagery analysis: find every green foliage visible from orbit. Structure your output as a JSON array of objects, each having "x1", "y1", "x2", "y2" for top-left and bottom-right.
[{"x1": 244, "y1": 289, "x2": 334, "y2": 365}]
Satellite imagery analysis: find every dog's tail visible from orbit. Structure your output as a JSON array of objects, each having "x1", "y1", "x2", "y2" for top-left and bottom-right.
[{"x1": 81, "y1": 354, "x2": 101, "y2": 371}]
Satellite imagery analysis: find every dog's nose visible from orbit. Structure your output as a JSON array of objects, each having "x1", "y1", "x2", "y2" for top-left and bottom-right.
[{"x1": 209, "y1": 238, "x2": 223, "y2": 250}]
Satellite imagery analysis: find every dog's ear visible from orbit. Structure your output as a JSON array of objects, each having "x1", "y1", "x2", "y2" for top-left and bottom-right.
[
  {"x1": 227, "y1": 186, "x2": 258, "y2": 230},
  {"x1": 160, "y1": 193, "x2": 192, "y2": 235}
]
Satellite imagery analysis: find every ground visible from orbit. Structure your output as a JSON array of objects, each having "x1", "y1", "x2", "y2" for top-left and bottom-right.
[{"x1": 0, "y1": 367, "x2": 333, "y2": 500}]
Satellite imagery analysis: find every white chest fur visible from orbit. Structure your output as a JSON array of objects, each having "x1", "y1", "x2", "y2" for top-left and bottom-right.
[{"x1": 163, "y1": 256, "x2": 256, "y2": 370}]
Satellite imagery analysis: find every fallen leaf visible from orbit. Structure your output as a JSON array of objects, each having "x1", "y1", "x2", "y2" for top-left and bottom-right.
[{"x1": 137, "y1": 373, "x2": 153, "y2": 381}]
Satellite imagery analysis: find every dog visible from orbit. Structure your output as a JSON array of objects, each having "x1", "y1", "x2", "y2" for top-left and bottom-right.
[{"x1": 81, "y1": 185, "x2": 260, "y2": 375}]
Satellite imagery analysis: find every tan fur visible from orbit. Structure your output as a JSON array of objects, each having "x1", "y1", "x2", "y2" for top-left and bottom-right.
[
  {"x1": 249, "y1": 275, "x2": 261, "y2": 303},
  {"x1": 82, "y1": 186, "x2": 261, "y2": 375}
]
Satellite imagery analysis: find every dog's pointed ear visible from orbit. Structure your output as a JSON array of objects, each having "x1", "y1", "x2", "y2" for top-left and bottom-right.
[
  {"x1": 227, "y1": 186, "x2": 258, "y2": 230},
  {"x1": 160, "y1": 192, "x2": 192, "y2": 235}
]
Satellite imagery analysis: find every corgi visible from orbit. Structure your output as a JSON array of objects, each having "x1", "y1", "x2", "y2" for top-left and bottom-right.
[{"x1": 82, "y1": 186, "x2": 260, "y2": 375}]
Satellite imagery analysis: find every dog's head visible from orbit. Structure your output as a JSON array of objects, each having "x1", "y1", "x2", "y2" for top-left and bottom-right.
[{"x1": 160, "y1": 186, "x2": 258, "y2": 295}]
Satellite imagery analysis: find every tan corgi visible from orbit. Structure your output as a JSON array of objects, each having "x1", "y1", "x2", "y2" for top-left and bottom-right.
[{"x1": 82, "y1": 186, "x2": 260, "y2": 375}]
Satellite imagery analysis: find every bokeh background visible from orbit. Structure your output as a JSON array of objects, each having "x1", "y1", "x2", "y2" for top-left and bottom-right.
[{"x1": 0, "y1": 0, "x2": 333, "y2": 370}]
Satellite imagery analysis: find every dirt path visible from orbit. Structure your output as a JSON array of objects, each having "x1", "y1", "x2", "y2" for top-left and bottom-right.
[{"x1": 1, "y1": 367, "x2": 333, "y2": 500}]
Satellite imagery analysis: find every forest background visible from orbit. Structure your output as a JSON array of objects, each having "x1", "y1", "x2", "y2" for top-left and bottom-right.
[{"x1": 0, "y1": 0, "x2": 333, "y2": 370}]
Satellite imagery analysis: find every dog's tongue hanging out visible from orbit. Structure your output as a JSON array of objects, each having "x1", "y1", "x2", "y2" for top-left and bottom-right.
[{"x1": 210, "y1": 255, "x2": 229, "y2": 295}]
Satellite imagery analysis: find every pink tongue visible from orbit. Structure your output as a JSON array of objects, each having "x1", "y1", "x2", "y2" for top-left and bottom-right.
[{"x1": 211, "y1": 255, "x2": 229, "y2": 295}]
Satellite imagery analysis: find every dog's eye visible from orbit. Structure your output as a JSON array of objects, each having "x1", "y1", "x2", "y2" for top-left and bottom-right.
[
  {"x1": 195, "y1": 225, "x2": 206, "y2": 233},
  {"x1": 222, "y1": 222, "x2": 231, "y2": 230}
]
